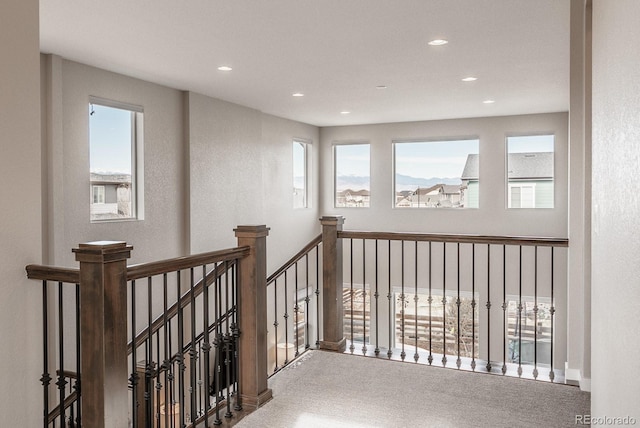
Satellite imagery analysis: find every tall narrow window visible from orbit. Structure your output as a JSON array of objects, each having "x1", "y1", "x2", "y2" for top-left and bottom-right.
[
  {"x1": 394, "y1": 139, "x2": 479, "y2": 208},
  {"x1": 292, "y1": 140, "x2": 308, "y2": 209},
  {"x1": 89, "y1": 99, "x2": 143, "y2": 221},
  {"x1": 335, "y1": 143, "x2": 370, "y2": 208},
  {"x1": 507, "y1": 135, "x2": 554, "y2": 209}
]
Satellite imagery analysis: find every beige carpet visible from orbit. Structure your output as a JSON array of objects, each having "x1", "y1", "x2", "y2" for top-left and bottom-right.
[{"x1": 235, "y1": 350, "x2": 590, "y2": 428}]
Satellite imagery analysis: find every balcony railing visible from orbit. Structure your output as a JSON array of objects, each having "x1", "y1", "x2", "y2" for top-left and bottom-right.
[{"x1": 26, "y1": 217, "x2": 569, "y2": 427}]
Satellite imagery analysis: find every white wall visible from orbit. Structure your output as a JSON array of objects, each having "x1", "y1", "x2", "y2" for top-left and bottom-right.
[
  {"x1": 0, "y1": 0, "x2": 42, "y2": 425},
  {"x1": 43, "y1": 56, "x2": 186, "y2": 266},
  {"x1": 592, "y1": 0, "x2": 640, "y2": 420},
  {"x1": 187, "y1": 92, "x2": 320, "y2": 273},
  {"x1": 320, "y1": 112, "x2": 569, "y2": 238}
]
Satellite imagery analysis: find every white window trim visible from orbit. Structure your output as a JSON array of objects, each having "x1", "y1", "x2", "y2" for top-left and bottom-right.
[
  {"x1": 292, "y1": 139, "x2": 309, "y2": 209},
  {"x1": 508, "y1": 182, "x2": 536, "y2": 209}
]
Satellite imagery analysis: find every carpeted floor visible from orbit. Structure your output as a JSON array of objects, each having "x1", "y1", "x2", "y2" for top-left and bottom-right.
[{"x1": 235, "y1": 350, "x2": 590, "y2": 428}]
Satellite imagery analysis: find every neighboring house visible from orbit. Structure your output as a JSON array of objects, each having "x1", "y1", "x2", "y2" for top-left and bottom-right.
[
  {"x1": 90, "y1": 173, "x2": 132, "y2": 220},
  {"x1": 336, "y1": 189, "x2": 370, "y2": 207},
  {"x1": 461, "y1": 152, "x2": 554, "y2": 208},
  {"x1": 398, "y1": 184, "x2": 463, "y2": 208}
]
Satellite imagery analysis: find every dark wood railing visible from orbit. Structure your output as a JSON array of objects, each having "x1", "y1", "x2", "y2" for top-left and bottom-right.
[
  {"x1": 265, "y1": 234, "x2": 322, "y2": 375},
  {"x1": 27, "y1": 225, "x2": 272, "y2": 428},
  {"x1": 329, "y1": 219, "x2": 569, "y2": 381}
]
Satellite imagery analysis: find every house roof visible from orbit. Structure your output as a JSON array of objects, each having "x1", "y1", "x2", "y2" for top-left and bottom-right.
[
  {"x1": 340, "y1": 189, "x2": 370, "y2": 197},
  {"x1": 90, "y1": 172, "x2": 132, "y2": 184},
  {"x1": 461, "y1": 152, "x2": 553, "y2": 180}
]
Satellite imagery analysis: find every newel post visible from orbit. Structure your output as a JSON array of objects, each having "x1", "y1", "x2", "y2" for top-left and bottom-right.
[
  {"x1": 319, "y1": 216, "x2": 346, "y2": 352},
  {"x1": 72, "y1": 241, "x2": 132, "y2": 428},
  {"x1": 234, "y1": 225, "x2": 273, "y2": 409}
]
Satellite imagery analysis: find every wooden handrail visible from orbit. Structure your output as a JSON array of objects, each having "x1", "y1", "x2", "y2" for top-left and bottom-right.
[
  {"x1": 338, "y1": 230, "x2": 569, "y2": 247},
  {"x1": 126, "y1": 246, "x2": 250, "y2": 281},
  {"x1": 266, "y1": 234, "x2": 322, "y2": 285},
  {"x1": 26, "y1": 265, "x2": 80, "y2": 283},
  {"x1": 47, "y1": 391, "x2": 78, "y2": 424},
  {"x1": 127, "y1": 260, "x2": 237, "y2": 354}
]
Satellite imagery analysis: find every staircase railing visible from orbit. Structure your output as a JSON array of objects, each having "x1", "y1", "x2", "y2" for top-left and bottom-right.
[
  {"x1": 324, "y1": 216, "x2": 569, "y2": 381},
  {"x1": 26, "y1": 225, "x2": 272, "y2": 428}
]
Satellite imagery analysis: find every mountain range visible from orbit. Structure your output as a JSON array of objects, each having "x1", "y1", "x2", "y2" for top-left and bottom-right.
[{"x1": 336, "y1": 174, "x2": 461, "y2": 191}]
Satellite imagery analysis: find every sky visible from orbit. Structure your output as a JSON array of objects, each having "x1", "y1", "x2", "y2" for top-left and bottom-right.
[
  {"x1": 89, "y1": 104, "x2": 133, "y2": 174},
  {"x1": 395, "y1": 139, "x2": 479, "y2": 179},
  {"x1": 335, "y1": 144, "x2": 370, "y2": 177}
]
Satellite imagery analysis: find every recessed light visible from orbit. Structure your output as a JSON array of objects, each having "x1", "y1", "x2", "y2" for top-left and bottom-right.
[
  {"x1": 292, "y1": 92, "x2": 304, "y2": 97},
  {"x1": 428, "y1": 39, "x2": 448, "y2": 46},
  {"x1": 483, "y1": 99, "x2": 495, "y2": 104},
  {"x1": 376, "y1": 85, "x2": 388, "y2": 89},
  {"x1": 340, "y1": 111, "x2": 351, "y2": 115},
  {"x1": 462, "y1": 77, "x2": 477, "y2": 82},
  {"x1": 217, "y1": 66, "x2": 232, "y2": 71}
]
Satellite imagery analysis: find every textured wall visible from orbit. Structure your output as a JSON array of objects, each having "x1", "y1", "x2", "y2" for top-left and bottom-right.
[
  {"x1": 592, "y1": 0, "x2": 640, "y2": 419},
  {"x1": 0, "y1": 0, "x2": 42, "y2": 426}
]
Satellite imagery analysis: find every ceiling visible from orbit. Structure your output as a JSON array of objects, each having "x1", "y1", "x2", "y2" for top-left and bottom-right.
[{"x1": 39, "y1": 0, "x2": 570, "y2": 127}]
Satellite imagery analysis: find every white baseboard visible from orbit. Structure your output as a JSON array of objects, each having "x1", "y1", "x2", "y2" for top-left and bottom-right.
[{"x1": 565, "y1": 362, "x2": 591, "y2": 391}]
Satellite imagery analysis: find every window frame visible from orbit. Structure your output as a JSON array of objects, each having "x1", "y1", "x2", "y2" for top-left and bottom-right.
[
  {"x1": 292, "y1": 139, "x2": 310, "y2": 209},
  {"x1": 506, "y1": 134, "x2": 555, "y2": 210},
  {"x1": 393, "y1": 138, "x2": 480, "y2": 209},
  {"x1": 89, "y1": 96, "x2": 144, "y2": 222},
  {"x1": 333, "y1": 142, "x2": 371, "y2": 208}
]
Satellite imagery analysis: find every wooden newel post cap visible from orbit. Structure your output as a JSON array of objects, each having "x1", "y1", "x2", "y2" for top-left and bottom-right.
[
  {"x1": 234, "y1": 225, "x2": 270, "y2": 239},
  {"x1": 72, "y1": 241, "x2": 133, "y2": 263},
  {"x1": 319, "y1": 216, "x2": 345, "y2": 226}
]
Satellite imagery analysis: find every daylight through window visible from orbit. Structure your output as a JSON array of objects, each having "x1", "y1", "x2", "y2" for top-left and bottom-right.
[
  {"x1": 507, "y1": 135, "x2": 554, "y2": 209},
  {"x1": 335, "y1": 143, "x2": 370, "y2": 208},
  {"x1": 293, "y1": 140, "x2": 308, "y2": 209},
  {"x1": 394, "y1": 139, "x2": 479, "y2": 208},
  {"x1": 89, "y1": 100, "x2": 143, "y2": 221}
]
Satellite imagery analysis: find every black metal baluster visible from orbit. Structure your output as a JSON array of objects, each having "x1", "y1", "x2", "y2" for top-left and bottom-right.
[
  {"x1": 374, "y1": 240, "x2": 380, "y2": 356},
  {"x1": 163, "y1": 273, "x2": 170, "y2": 428},
  {"x1": 502, "y1": 245, "x2": 507, "y2": 375},
  {"x1": 517, "y1": 246, "x2": 523, "y2": 377},
  {"x1": 414, "y1": 241, "x2": 419, "y2": 363},
  {"x1": 471, "y1": 244, "x2": 476, "y2": 371},
  {"x1": 156, "y1": 329, "x2": 162, "y2": 426},
  {"x1": 442, "y1": 243, "x2": 447, "y2": 366},
  {"x1": 533, "y1": 247, "x2": 539, "y2": 380},
  {"x1": 57, "y1": 282, "x2": 67, "y2": 427},
  {"x1": 284, "y1": 270, "x2": 290, "y2": 364},
  {"x1": 189, "y1": 269, "x2": 197, "y2": 424},
  {"x1": 550, "y1": 247, "x2": 556, "y2": 382},
  {"x1": 486, "y1": 244, "x2": 492, "y2": 372},
  {"x1": 456, "y1": 243, "x2": 461, "y2": 369},
  {"x1": 362, "y1": 239, "x2": 367, "y2": 355},
  {"x1": 428, "y1": 242, "x2": 433, "y2": 365},
  {"x1": 130, "y1": 280, "x2": 138, "y2": 428},
  {"x1": 232, "y1": 263, "x2": 242, "y2": 412},
  {"x1": 146, "y1": 276, "x2": 154, "y2": 426},
  {"x1": 349, "y1": 238, "x2": 354, "y2": 354},
  {"x1": 176, "y1": 272, "x2": 186, "y2": 428},
  {"x1": 400, "y1": 240, "x2": 406, "y2": 361},
  {"x1": 273, "y1": 277, "x2": 279, "y2": 372},
  {"x1": 294, "y1": 262, "x2": 299, "y2": 358},
  {"x1": 169, "y1": 318, "x2": 175, "y2": 428},
  {"x1": 75, "y1": 282, "x2": 81, "y2": 427},
  {"x1": 387, "y1": 240, "x2": 392, "y2": 359},
  {"x1": 213, "y1": 271, "x2": 222, "y2": 425},
  {"x1": 202, "y1": 264, "x2": 211, "y2": 427},
  {"x1": 224, "y1": 261, "x2": 233, "y2": 420},
  {"x1": 41, "y1": 281, "x2": 51, "y2": 427},
  {"x1": 305, "y1": 253, "x2": 310, "y2": 350},
  {"x1": 315, "y1": 245, "x2": 320, "y2": 348}
]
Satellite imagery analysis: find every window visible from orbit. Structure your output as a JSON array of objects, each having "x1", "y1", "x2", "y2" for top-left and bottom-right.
[
  {"x1": 507, "y1": 135, "x2": 554, "y2": 209},
  {"x1": 89, "y1": 99, "x2": 143, "y2": 221},
  {"x1": 92, "y1": 185, "x2": 105, "y2": 204},
  {"x1": 394, "y1": 139, "x2": 479, "y2": 208},
  {"x1": 334, "y1": 143, "x2": 370, "y2": 208},
  {"x1": 506, "y1": 299, "x2": 553, "y2": 366},
  {"x1": 292, "y1": 140, "x2": 308, "y2": 209}
]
